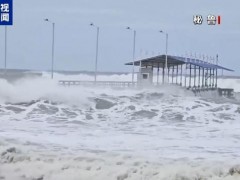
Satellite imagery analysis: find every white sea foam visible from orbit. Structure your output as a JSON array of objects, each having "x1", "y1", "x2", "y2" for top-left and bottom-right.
[
  {"x1": 0, "y1": 73, "x2": 240, "y2": 180},
  {"x1": 43, "y1": 72, "x2": 240, "y2": 92}
]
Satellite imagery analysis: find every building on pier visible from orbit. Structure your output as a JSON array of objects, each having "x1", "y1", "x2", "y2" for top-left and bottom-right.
[{"x1": 125, "y1": 55, "x2": 234, "y2": 91}]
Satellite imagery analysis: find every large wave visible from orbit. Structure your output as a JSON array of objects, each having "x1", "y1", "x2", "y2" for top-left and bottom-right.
[{"x1": 0, "y1": 74, "x2": 240, "y2": 180}]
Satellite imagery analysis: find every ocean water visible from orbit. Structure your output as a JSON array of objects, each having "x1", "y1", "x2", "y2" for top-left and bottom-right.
[{"x1": 0, "y1": 73, "x2": 240, "y2": 180}]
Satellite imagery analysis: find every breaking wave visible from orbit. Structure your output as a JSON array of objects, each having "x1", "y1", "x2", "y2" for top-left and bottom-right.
[{"x1": 0, "y1": 75, "x2": 240, "y2": 180}]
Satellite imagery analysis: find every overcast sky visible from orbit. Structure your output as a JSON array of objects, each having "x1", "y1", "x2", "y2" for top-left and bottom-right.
[{"x1": 0, "y1": 0, "x2": 240, "y2": 74}]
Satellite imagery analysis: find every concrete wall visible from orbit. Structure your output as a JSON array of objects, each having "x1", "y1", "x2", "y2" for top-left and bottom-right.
[{"x1": 137, "y1": 67, "x2": 153, "y2": 85}]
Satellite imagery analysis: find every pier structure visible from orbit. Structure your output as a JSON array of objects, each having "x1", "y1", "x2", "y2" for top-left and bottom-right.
[
  {"x1": 59, "y1": 54, "x2": 234, "y2": 96},
  {"x1": 59, "y1": 80, "x2": 137, "y2": 88},
  {"x1": 125, "y1": 55, "x2": 234, "y2": 92}
]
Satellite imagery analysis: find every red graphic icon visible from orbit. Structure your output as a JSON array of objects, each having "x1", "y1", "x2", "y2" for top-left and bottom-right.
[{"x1": 217, "y1": 16, "x2": 221, "y2": 24}]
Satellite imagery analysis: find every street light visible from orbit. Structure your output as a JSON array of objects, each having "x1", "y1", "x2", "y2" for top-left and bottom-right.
[
  {"x1": 90, "y1": 23, "x2": 100, "y2": 83},
  {"x1": 4, "y1": 26, "x2": 7, "y2": 73},
  {"x1": 126, "y1": 27, "x2": 136, "y2": 83},
  {"x1": 159, "y1": 30, "x2": 168, "y2": 83},
  {"x1": 44, "y1": 18, "x2": 55, "y2": 79}
]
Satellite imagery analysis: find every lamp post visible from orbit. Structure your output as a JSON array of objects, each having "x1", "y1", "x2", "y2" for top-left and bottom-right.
[
  {"x1": 90, "y1": 23, "x2": 100, "y2": 83},
  {"x1": 159, "y1": 30, "x2": 168, "y2": 83},
  {"x1": 216, "y1": 54, "x2": 218, "y2": 87},
  {"x1": 44, "y1": 18, "x2": 55, "y2": 79},
  {"x1": 127, "y1": 27, "x2": 136, "y2": 83},
  {"x1": 4, "y1": 26, "x2": 7, "y2": 73}
]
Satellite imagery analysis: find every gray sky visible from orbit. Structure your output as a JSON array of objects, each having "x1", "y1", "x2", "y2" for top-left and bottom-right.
[{"x1": 0, "y1": 0, "x2": 240, "y2": 74}]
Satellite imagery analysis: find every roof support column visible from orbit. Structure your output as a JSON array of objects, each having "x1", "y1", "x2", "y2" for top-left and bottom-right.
[
  {"x1": 205, "y1": 69, "x2": 207, "y2": 88},
  {"x1": 184, "y1": 63, "x2": 187, "y2": 87},
  {"x1": 157, "y1": 63, "x2": 160, "y2": 85},
  {"x1": 189, "y1": 64, "x2": 192, "y2": 88},
  {"x1": 180, "y1": 64, "x2": 183, "y2": 86},
  {"x1": 206, "y1": 69, "x2": 209, "y2": 89},
  {"x1": 210, "y1": 69, "x2": 212, "y2": 88},
  {"x1": 212, "y1": 68, "x2": 215, "y2": 88},
  {"x1": 202, "y1": 68, "x2": 204, "y2": 88},
  {"x1": 194, "y1": 65, "x2": 196, "y2": 88},
  {"x1": 198, "y1": 66, "x2": 201, "y2": 88},
  {"x1": 176, "y1": 65, "x2": 179, "y2": 84},
  {"x1": 215, "y1": 68, "x2": 218, "y2": 88}
]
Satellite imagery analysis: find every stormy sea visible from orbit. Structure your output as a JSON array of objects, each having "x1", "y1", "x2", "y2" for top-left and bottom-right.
[{"x1": 0, "y1": 71, "x2": 240, "y2": 180}]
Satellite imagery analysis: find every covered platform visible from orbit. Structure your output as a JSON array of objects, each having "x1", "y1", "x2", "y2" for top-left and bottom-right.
[{"x1": 125, "y1": 54, "x2": 234, "y2": 91}]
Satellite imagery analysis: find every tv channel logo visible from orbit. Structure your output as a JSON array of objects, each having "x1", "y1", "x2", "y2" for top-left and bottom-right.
[
  {"x1": 193, "y1": 15, "x2": 221, "y2": 25},
  {"x1": 193, "y1": 15, "x2": 203, "y2": 25},
  {"x1": 207, "y1": 15, "x2": 221, "y2": 25},
  {"x1": 0, "y1": 0, "x2": 13, "y2": 25}
]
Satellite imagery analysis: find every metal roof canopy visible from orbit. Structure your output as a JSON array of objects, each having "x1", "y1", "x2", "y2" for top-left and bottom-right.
[
  {"x1": 125, "y1": 55, "x2": 185, "y2": 68},
  {"x1": 175, "y1": 56, "x2": 234, "y2": 71},
  {"x1": 125, "y1": 55, "x2": 234, "y2": 71}
]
